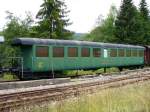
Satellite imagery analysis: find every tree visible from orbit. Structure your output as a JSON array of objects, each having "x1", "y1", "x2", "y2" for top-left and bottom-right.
[
  {"x1": 0, "y1": 12, "x2": 34, "y2": 67},
  {"x1": 4, "y1": 11, "x2": 34, "y2": 42},
  {"x1": 114, "y1": 0, "x2": 144, "y2": 45},
  {"x1": 139, "y1": 0, "x2": 149, "y2": 20},
  {"x1": 0, "y1": 31, "x2": 3, "y2": 36},
  {"x1": 86, "y1": 5, "x2": 117, "y2": 43},
  {"x1": 36, "y1": 0, "x2": 73, "y2": 39},
  {"x1": 139, "y1": 0, "x2": 150, "y2": 44}
]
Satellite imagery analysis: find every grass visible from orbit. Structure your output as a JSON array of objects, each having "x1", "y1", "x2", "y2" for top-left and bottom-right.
[
  {"x1": 64, "y1": 67, "x2": 119, "y2": 77},
  {"x1": 13, "y1": 81, "x2": 150, "y2": 112},
  {"x1": 1, "y1": 73, "x2": 18, "y2": 81},
  {"x1": 0, "y1": 67, "x2": 119, "y2": 81}
]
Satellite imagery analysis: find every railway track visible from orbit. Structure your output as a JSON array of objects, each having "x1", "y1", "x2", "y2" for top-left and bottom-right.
[{"x1": 0, "y1": 69, "x2": 150, "y2": 111}]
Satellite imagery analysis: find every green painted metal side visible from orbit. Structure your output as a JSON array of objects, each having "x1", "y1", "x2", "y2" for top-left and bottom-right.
[
  {"x1": 30, "y1": 45, "x2": 144, "y2": 72},
  {"x1": 32, "y1": 45, "x2": 50, "y2": 72},
  {"x1": 21, "y1": 46, "x2": 33, "y2": 71}
]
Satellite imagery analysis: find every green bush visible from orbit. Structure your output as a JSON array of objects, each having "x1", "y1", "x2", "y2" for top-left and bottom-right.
[{"x1": 2, "y1": 73, "x2": 18, "y2": 81}]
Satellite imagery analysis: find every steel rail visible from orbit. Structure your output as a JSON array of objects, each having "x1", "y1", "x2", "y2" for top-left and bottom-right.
[{"x1": 0, "y1": 70, "x2": 150, "y2": 111}]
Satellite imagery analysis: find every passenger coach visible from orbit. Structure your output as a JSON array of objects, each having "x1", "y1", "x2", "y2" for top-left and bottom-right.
[{"x1": 13, "y1": 38, "x2": 145, "y2": 79}]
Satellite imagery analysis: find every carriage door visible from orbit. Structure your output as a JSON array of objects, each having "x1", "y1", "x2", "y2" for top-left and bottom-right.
[{"x1": 33, "y1": 46, "x2": 50, "y2": 72}]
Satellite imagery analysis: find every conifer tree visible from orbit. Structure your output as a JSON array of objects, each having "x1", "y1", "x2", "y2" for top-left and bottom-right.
[
  {"x1": 140, "y1": 0, "x2": 149, "y2": 20},
  {"x1": 114, "y1": 0, "x2": 143, "y2": 44},
  {"x1": 36, "y1": 0, "x2": 72, "y2": 39},
  {"x1": 139, "y1": 0, "x2": 150, "y2": 44}
]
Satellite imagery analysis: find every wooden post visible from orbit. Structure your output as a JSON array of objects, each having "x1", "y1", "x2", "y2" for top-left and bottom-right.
[{"x1": 104, "y1": 68, "x2": 106, "y2": 73}]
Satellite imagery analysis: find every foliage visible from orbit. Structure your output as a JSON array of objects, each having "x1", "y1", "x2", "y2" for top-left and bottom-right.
[
  {"x1": 0, "y1": 11, "x2": 34, "y2": 67},
  {"x1": 72, "y1": 33, "x2": 87, "y2": 40},
  {"x1": 139, "y1": 0, "x2": 149, "y2": 20},
  {"x1": 114, "y1": 0, "x2": 145, "y2": 45},
  {"x1": 64, "y1": 70, "x2": 94, "y2": 77},
  {"x1": 64, "y1": 67, "x2": 119, "y2": 77},
  {"x1": 2, "y1": 73, "x2": 18, "y2": 81},
  {"x1": 0, "y1": 43, "x2": 20, "y2": 67},
  {"x1": 139, "y1": 0, "x2": 150, "y2": 45},
  {"x1": 0, "y1": 31, "x2": 3, "y2": 36},
  {"x1": 4, "y1": 11, "x2": 34, "y2": 42},
  {"x1": 36, "y1": 0, "x2": 73, "y2": 39},
  {"x1": 86, "y1": 5, "x2": 117, "y2": 43},
  {"x1": 87, "y1": 0, "x2": 150, "y2": 45}
]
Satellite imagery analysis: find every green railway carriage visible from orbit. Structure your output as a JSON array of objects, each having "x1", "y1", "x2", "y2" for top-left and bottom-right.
[{"x1": 13, "y1": 38, "x2": 145, "y2": 77}]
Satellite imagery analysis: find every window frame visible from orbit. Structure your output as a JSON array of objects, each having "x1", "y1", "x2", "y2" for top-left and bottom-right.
[
  {"x1": 132, "y1": 49, "x2": 137, "y2": 57},
  {"x1": 81, "y1": 47, "x2": 90, "y2": 57},
  {"x1": 53, "y1": 46, "x2": 64, "y2": 58},
  {"x1": 93, "y1": 48, "x2": 101, "y2": 57},
  {"x1": 118, "y1": 49, "x2": 125, "y2": 57},
  {"x1": 126, "y1": 49, "x2": 131, "y2": 57},
  {"x1": 110, "y1": 49, "x2": 117, "y2": 57},
  {"x1": 139, "y1": 50, "x2": 144, "y2": 57},
  {"x1": 35, "y1": 46, "x2": 49, "y2": 57},
  {"x1": 68, "y1": 47, "x2": 78, "y2": 57}
]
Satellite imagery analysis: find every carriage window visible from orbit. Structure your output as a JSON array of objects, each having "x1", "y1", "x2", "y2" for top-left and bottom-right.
[
  {"x1": 110, "y1": 49, "x2": 117, "y2": 57},
  {"x1": 132, "y1": 49, "x2": 137, "y2": 57},
  {"x1": 118, "y1": 49, "x2": 125, "y2": 57},
  {"x1": 36, "y1": 46, "x2": 49, "y2": 57},
  {"x1": 82, "y1": 48, "x2": 90, "y2": 57},
  {"x1": 68, "y1": 47, "x2": 78, "y2": 57},
  {"x1": 93, "y1": 48, "x2": 101, "y2": 57},
  {"x1": 126, "y1": 49, "x2": 131, "y2": 57},
  {"x1": 139, "y1": 50, "x2": 144, "y2": 57},
  {"x1": 53, "y1": 47, "x2": 64, "y2": 57}
]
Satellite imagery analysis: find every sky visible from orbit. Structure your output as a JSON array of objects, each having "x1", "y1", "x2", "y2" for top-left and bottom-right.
[{"x1": 0, "y1": 0, "x2": 149, "y2": 33}]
